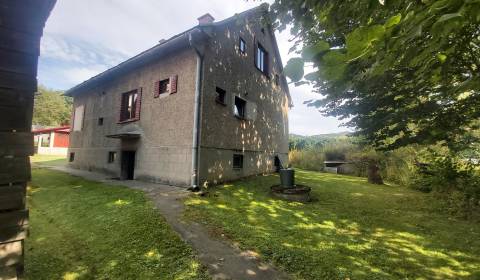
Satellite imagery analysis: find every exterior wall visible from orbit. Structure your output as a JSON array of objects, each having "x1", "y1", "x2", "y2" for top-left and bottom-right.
[
  {"x1": 53, "y1": 131, "x2": 69, "y2": 147},
  {"x1": 68, "y1": 48, "x2": 198, "y2": 185},
  {"x1": 198, "y1": 11, "x2": 290, "y2": 184}
]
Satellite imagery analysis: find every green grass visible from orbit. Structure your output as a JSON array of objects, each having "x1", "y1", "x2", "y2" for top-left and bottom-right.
[
  {"x1": 184, "y1": 169, "x2": 480, "y2": 280},
  {"x1": 26, "y1": 168, "x2": 209, "y2": 280},
  {"x1": 30, "y1": 154, "x2": 67, "y2": 166}
]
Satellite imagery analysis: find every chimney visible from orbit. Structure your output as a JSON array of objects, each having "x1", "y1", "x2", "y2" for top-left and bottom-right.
[{"x1": 197, "y1": 13, "x2": 215, "y2": 25}]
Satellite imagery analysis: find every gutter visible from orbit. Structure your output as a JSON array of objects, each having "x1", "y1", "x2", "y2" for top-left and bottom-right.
[{"x1": 188, "y1": 30, "x2": 205, "y2": 191}]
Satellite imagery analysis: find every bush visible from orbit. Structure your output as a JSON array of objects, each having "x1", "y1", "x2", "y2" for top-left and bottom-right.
[{"x1": 410, "y1": 153, "x2": 480, "y2": 218}]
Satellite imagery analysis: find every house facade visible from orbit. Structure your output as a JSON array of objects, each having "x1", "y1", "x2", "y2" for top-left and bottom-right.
[{"x1": 66, "y1": 4, "x2": 291, "y2": 187}]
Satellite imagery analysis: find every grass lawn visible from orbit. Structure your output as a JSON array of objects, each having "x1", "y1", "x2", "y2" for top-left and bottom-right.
[
  {"x1": 26, "y1": 168, "x2": 209, "y2": 280},
  {"x1": 30, "y1": 154, "x2": 67, "y2": 166},
  {"x1": 185, "y1": 169, "x2": 480, "y2": 280}
]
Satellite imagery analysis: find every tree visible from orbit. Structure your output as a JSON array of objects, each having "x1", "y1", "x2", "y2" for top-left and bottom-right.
[
  {"x1": 33, "y1": 85, "x2": 72, "y2": 126},
  {"x1": 272, "y1": 0, "x2": 480, "y2": 151}
]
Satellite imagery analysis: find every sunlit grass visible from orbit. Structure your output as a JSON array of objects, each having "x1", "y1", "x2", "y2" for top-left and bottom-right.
[
  {"x1": 26, "y1": 168, "x2": 209, "y2": 280},
  {"x1": 184, "y1": 169, "x2": 480, "y2": 279},
  {"x1": 30, "y1": 154, "x2": 67, "y2": 166}
]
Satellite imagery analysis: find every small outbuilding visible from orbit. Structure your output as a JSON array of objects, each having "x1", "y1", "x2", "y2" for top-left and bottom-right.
[
  {"x1": 324, "y1": 161, "x2": 355, "y2": 175},
  {"x1": 33, "y1": 126, "x2": 70, "y2": 156}
]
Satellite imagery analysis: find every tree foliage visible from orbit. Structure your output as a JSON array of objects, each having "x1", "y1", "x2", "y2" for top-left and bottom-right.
[
  {"x1": 33, "y1": 85, "x2": 72, "y2": 126},
  {"x1": 272, "y1": 0, "x2": 480, "y2": 150}
]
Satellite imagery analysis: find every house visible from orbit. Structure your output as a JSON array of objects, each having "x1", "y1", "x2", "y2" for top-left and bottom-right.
[
  {"x1": 32, "y1": 126, "x2": 70, "y2": 155},
  {"x1": 65, "y1": 4, "x2": 291, "y2": 188}
]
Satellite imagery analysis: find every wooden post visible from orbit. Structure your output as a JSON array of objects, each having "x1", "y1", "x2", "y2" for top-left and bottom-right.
[{"x1": 0, "y1": 1, "x2": 56, "y2": 278}]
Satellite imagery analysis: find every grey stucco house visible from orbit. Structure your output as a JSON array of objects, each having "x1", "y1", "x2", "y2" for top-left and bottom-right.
[{"x1": 66, "y1": 4, "x2": 291, "y2": 188}]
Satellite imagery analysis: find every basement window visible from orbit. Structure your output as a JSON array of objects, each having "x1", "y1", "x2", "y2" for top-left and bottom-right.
[
  {"x1": 234, "y1": 96, "x2": 246, "y2": 119},
  {"x1": 108, "y1": 151, "x2": 116, "y2": 163},
  {"x1": 233, "y1": 154, "x2": 243, "y2": 169},
  {"x1": 69, "y1": 152, "x2": 75, "y2": 162},
  {"x1": 215, "y1": 87, "x2": 226, "y2": 105},
  {"x1": 98, "y1": 117, "x2": 104, "y2": 126}
]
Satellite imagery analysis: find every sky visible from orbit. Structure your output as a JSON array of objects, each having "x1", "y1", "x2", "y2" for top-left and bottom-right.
[{"x1": 39, "y1": 0, "x2": 348, "y2": 135}]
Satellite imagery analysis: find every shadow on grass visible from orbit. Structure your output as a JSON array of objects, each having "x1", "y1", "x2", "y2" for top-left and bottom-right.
[{"x1": 185, "y1": 170, "x2": 480, "y2": 279}]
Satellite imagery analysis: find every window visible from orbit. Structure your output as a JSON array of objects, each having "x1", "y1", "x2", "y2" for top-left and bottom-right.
[
  {"x1": 69, "y1": 152, "x2": 75, "y2": 162},
  {"x1": 159, "y1": 79, "x2": 170, "y2": 95},
  {"x1": 108, "y1": 151, "x2": 116, "y2": 163},
  {"x1": 233, "y1": 154, "x2": 243, "y2": 169},
  {"x1": 215, "y1": 87, "x2": 226, "y2": 105},
  {"x1": 239, "y1": 37, "x2": 246, "y2": 54},
  {"x1": 98, "y1": 118, "x2": 104, "y2": 126},
  {"x1": 234, "y1": 96, "x2": 246, "y2": 119},
  {"x1": 154, "y1": 76, "x2": 177, "y2": 97},
  {"x1": 255, "y1": 43, "x2": 268, "y2": 75},
  {"x1": 40, "y1": 134, "x2": 50, "y2": 147},
  {"x1": 274, "y1": 74, "x2": 280, "y2": 86},
  {"x1": 73, "y1": 105, "x2": 84, "y2": 131},
  {"x1": 119, "y1": 90, "x2": 139, "y2": 122}
]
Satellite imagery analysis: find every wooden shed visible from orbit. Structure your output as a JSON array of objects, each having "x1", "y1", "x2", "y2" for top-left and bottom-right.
[{"x1": 0, "y1": 1, "x2": 56, "y2": 279}]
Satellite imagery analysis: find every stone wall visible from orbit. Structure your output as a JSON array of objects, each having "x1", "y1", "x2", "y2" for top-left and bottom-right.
[
  {"x1": 68, "y1": 48, "x2": 198, "y2": 185},
  {"x1": 198, "y1": 9, "x2": 290, "y2": 184}
]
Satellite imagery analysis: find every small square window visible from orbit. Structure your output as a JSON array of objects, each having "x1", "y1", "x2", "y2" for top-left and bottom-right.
[
  {"x1": 159, "y1": 79, "x2": 170, "y2": 95},
  {"x1": 69, "y1": 152, "x2": 75, "y2": 162},
  {"x1": 215, "y1": 87, "x2": 226, "y2": 105},
  {"x1": 233, "y1": 154, "x2": 243, "y2": 169},
  {"x1": 234, "y1": 96, "x2": 246, "y2": 119},
  {"x1": 108, "y1": 151, "x2": 116, "y2": 163},
  {"x1": 239, "y1": 38, "x2": 246, "y2": 54},
  {"x1": 98, "y1": 117, "x2": 104, "y2": 126}
]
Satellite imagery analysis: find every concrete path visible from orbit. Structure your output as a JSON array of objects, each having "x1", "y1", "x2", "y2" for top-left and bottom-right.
[{"x1": 41, "y1": 165, "x2": 289, "y2": 280}]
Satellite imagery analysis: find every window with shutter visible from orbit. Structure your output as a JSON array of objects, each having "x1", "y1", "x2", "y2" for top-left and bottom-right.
[
  {"x1": 170, "y1": 75, "x2": 178, "y2": 94},
  {"x1": 118, "y1": 89, "x2": 140, "y2": 123}
]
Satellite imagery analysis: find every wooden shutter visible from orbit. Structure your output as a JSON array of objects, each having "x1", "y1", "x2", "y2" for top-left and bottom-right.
[
  {"x1": 134, "y1": 88, "x2": 142, "y2": 120},
  {"x1": 154, "y1": 80, "x2": 160, "y2": 98},
  {"x1": 118, "y1": 93, "x2": 126, "y2": 122},
  {"x1": 170, "y1": 75, "x2": 178, "y2": 94}
]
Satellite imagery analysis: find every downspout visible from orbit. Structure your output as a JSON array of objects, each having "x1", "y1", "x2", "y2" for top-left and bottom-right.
[{"x1": 189, "y1": 31, "x2": 204, "y2": 191}]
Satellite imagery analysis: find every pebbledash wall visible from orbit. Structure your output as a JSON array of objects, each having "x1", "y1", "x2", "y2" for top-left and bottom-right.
[
  {"x1": 68, "y1": 48, "x2": 198, "y2": 185},
  {"x1": 198, "y1": 10, "x2": 289, "y2": 184},
  {"x1": 68, "y1": 5, "x2": 289, "y2": 186}
]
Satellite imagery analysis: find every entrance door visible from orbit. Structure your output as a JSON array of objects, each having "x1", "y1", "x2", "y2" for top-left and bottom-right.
[{"x1": 121, "y1": 151, "x2": 136, "y2": 180}]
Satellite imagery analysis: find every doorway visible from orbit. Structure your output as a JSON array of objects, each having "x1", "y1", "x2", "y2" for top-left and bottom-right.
[{"x1": 121, "y1": 151, "x2": 136, "y2": 180}]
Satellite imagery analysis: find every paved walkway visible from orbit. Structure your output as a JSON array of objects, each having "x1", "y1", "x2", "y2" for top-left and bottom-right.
[{"x1": 42, "y1": 165, "x2": 289, "y2": 280}]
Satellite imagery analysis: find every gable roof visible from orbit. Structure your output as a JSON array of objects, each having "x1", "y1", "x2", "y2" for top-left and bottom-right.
[{"x1": 65, "y1": 4, "x2": 291, "y2": 106}]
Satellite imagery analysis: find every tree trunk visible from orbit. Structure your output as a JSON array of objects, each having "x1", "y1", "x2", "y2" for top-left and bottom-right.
[{"x1": 367, "y1": 161, "x2": 383, "y2": 185}]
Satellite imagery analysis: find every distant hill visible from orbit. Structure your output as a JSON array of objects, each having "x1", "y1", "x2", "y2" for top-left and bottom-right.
[{"x1": 289, "y1": 132, "x2": 352, "y2": 150}]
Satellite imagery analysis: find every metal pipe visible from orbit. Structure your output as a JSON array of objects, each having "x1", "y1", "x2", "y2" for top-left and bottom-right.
[{"x1": 189, "y1": 31, "x2": 204, "y2": 191}]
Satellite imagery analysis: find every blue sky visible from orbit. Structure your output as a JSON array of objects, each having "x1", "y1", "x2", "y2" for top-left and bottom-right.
[{"x1": 39, "y1": 0, "x2": 348, "y2": 135}]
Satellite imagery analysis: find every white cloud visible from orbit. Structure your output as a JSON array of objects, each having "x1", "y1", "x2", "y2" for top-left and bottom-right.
[{"x1": 39, "y1": 0, "x2": 346, "y2": 134}]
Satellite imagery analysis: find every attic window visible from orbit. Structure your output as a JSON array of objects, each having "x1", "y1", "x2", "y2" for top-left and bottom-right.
[
  {"x1": 233, "y1": 154, "x2": 243, "y2": 169},
  {"x1": 215, "y1": 87, "x2": 226, "y2": 105},
  {"x1": 239, "y1": 37, "x2": 246, "y2": 54},
  {"x1": 255, "y1": 43, "x2": 268, "y2": 75},
  {"x1": 234, "y1": 96, "x2": 246, "y2": 119}
]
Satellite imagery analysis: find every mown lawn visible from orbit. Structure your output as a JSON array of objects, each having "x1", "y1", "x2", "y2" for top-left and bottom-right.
[
  {"x1": 185, "y1": 169, "x2": 480, "y2": 280},
  {"x1": 30, "y1": 154, "x2": 67, "y2": 166},
  {"x1": 26, "y1": 168, "x2": 209, "y2": 280}
]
